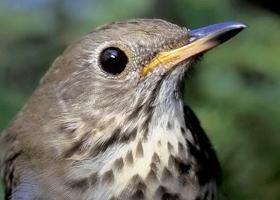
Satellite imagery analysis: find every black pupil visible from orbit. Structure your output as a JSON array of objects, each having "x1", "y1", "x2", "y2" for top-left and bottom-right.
[{"x1": 100, "y1": 47, "x2": 128, "y2": 75}]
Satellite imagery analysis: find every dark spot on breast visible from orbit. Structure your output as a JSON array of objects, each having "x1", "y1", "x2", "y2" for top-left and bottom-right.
[
  {"x1": 130, "y1": 190, "x2": 145, "y2": 200},
  {"x1": 180, "y1": 127, "x2": 186, "y2": 135},
  {"x1": 168, "y1": 155, "x2": 176, "y2": 168},
  {"x1": 152, "y1": 152, "x2": 161, "y2": 164},
  {"x1": 161, "y1": 167, "x2": 173, "y2": 181},
  {"x1": 167, "y1": 121, "x2": 173, "y2": 130},
  {"x1": 130, "y1": 174, "x2": 146, "y2": 191},
  {"x1": 142, "y1": 126, "x2": 149, "y2": 141},
  {"x1": 67, "y1": 177, "x2": 89, "y2": 191},
  {"x1": 150, "y1": 162, "x2": 158, "y2": 171},
  {"x1": 88, "y1": 172, "x2": 98, "y2": 186},
  {"x1": 97, "y1": 122, "x2": 107, "y2": 132},
  {"x1": 167, "y1": 142, "x2": 174, "y2": 152},
  {"x1": 155, "y1": 185, "x2": 168, "y2": 197},
  {"x1": 125, "y1": 150, "x2": 134, "y2": 165},
  {"x1": 178, "y1": 142, "x2": 186, "y2": 159},
  {"x1": 101, "y1": 170, "x2": 114, "y2": 184},
  {"x1": 136, "y1": 141, "x2": 144, "y2": 158},
  {"x1": 130, "y1": 127, "x2": 138, "y2": 141},
  {"x1": 107, "y1": 117, "x2": 116, "y2": 125},
  {"x1": 178, "y1": 142, "x2": 184, "y2": 152},
  {"x1": 114, "y1": 158, "x2": 124, "y2": 171},
  {"x1": 145, "y1": 169, "x2": 158, "y2": 183},
  {"x1": 118, "y1": 174, "x2": 146, "y2": 199},
  {"x1": 130, "y1": 174, "x2": 141, "y2": 182}
]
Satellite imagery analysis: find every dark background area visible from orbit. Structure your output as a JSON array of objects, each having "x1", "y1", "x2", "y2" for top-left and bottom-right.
[{"x1": 0, "y1": 0, "x2": 279, "y2": 199}]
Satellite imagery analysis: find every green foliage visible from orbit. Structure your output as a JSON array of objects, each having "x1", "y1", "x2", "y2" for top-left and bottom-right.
[{"x1": 0, "y1": 0, "x2": 279, "y2": 199}]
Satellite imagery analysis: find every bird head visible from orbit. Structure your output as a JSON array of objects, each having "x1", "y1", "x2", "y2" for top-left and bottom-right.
[{"x1": 40, "y1": 19, "x2": 245, "y2": 121}]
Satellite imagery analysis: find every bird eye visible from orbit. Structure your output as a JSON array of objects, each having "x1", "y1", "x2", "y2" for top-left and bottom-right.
[{"x1": 99, "y1": 47, "x2": 128, "y2": 75}]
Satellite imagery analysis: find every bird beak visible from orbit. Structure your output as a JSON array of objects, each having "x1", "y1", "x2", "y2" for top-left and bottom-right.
[{"x1": 141, "y1": 22, "x2": 246, "y2": 76}]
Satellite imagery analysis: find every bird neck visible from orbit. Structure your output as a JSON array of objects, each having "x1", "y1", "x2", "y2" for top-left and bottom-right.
[
  {"x1": 62, "y1": 68, "x2": 201, "y2": 199},
  {"x1": 66, "y1": 87, "x2": 206, "y2": 199}
]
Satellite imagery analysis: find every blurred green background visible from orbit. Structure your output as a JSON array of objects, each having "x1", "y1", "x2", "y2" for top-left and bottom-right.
[{"x1": 0, "y1": 0, "x2": 279, "y2": 199}]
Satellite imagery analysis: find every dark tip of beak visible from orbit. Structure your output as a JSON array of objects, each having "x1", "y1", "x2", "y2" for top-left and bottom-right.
[{"x1": 189, "y1": 22, "x2": 247, "y2": 44}]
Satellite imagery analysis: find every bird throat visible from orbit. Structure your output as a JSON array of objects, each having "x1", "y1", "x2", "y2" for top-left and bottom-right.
[{"x1": 73, "y1": 99, "x2": 199, "y2": 200}]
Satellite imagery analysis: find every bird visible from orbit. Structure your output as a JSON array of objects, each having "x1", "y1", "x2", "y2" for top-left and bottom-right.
[{"x1": 0, "y1": 19, "x2": 245, "y2": 200}]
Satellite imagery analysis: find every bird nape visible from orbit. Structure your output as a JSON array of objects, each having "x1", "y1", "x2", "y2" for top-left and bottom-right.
[{"x1": 0, "y1": 19, "x2": 245, "y2": 200}]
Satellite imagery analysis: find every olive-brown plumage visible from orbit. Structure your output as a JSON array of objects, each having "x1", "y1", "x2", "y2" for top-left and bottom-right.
[{"x1": 0, "y1": 19, "x2": 245, "y2": 200}]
